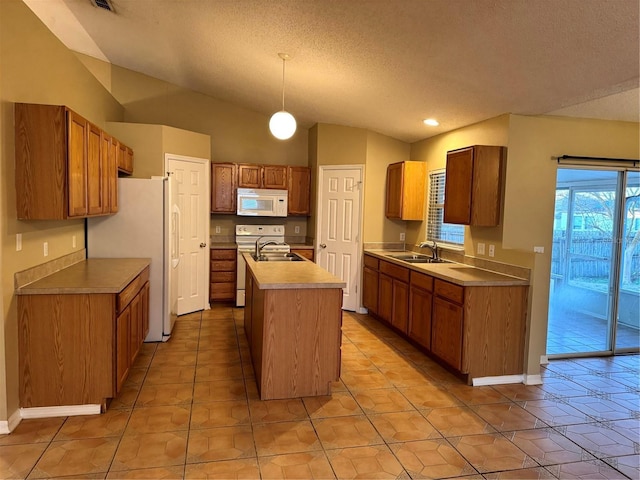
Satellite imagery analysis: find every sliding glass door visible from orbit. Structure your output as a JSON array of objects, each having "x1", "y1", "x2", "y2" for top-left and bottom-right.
[{"x1": 547, "y1": 168, "x2": 639, "y2": 357}]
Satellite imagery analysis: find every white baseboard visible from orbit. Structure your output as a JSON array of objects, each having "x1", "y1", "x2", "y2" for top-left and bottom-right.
[
  {"x1": 524, "y1": 374, "x2": 543, "y2": 385},
  {"x1": 20, "y1": 404, "x2": 101, "y2": 419},
  {"x1": 540, "y1": 355, "x2": 549, "y2": 365},
  {"x1": 472, "y1": 374, "x2": 524, "y2": 386},
  {"x1": 357, "y1": 307, "x2": 368, "y2": 314},
  {"x1": 0, "y1": 409, "x2": 22, "y2": 434}
]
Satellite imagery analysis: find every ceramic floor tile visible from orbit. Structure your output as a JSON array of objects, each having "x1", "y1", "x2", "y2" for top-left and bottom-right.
[
  {"x1": 29, "y1": 438, "x2": 118, "y2": 479},
  {"x1": 538, "y1": 378, "x2": 591, "y2": 398},
  {"x1": 156, "y1": 338, "x2": 199, "y2": 353},
  {"x1": 105, "y1": 465, "x2": 185, "y2": 479},
  {"x1": 192, "y1": 379, "x2": 247, "y2": 403},
  {"x1": 253, "y1": 420, "x2": 322, "y2": 456},
  {"x1": 144, "y1": 365, "x2": 195, "y2": 385},
  {"x1": 186, "y1": 426, "x2": 255, "y2": 463},
  {"x1": 184, "y1": 458, "x2": 260, "y2": 479},
  {"x1": 353, "y1": 388, "x2": 415, "y2": 414},
  {"x1": 191, "y1": 401, "x2": 250, "y2": 429},
  {"x1": 125, "y1": 405, "x2": 191, "y2": 434},
  {"x1": 196, "y1": 348, "x2": 241, "y2": 365},
  {"x1": 472, "y1": 403, "x2": 548, "y2": 432},
  {"x1": 135, "y1": 382, "x2": 194, "y2": 407},
  {"x1": 571, "y1": 375, "x2": 633, "y2": 395},
  {"x1": 109, "y1": 384, "x2": 142, "y2": 410},
  {"x1": 325, "y1": 445, "x2": 407, "y2": 479},
  {"x1": 368, "y1": 411, "x2": 441, "y2": 443},
  {"x1": 482, "y1": 467, "x2": 556, "y2": 479},
  {"x1": 424, "y1": 406, "x2": 495, "y2": 437},
  {"x1": 248, "y1": 398, "x2": 309, "y2": 424},
  {"x1": 558, "y1": 422, "x2": 639, "y2": 459},
  {"x1": 195, "y1": 362, "x2": 244, "y2": 382},
  {"x1": 312, "y1": 415, "x2": 384, "y2": 450},
  {"x1": 151, "y1": 350, "x2": 197, "y2": 367},
  {"x1": 125, "y1": 367, "x2": 149, "y2": 386},
  {"x1": 490, "y1": 384, "x2": 550, "y2": 402},
  {"x1": 0, "y1": 417, "x2": 65, "y2": 445},
  {"x1": 503, "y1": 427, "x2": 597, "y2": 466},
  {"x1": 602, "y1": 454, "x2": 639, "y2": 479},
  {"x1": 562, "y1": 395, "x2": 637, "y2": 422},
  {"x1": 518, "y1": 398, "x2": 595, "y2": 426},
  {"x1": 608, "y1": 391, "x2": 640, "y2": 412},
  {"x1": 545, "y1": 459, "x2": 631, "y2": 479},
  {"x1": 389, "y1": 438, "x2": 477, "y2": 479},
  {"x1": 258, "y1": 451, "x2": 336, "y2": 479},
  {"x1": 446, "y1": 385, "x2": 511, "y2": 406},
  {"x1": 399, "y1": 386, "x2": 463, "y2": 410},
  {"x1": 0, "y1": 443, "x2": 47, "y2": 479},
  {"x1": 55, "y1": 411, "x2": 130, "y2": 440},
  {"x1": 600, "y1": 418, "x2": 640, "y2": 444},
  {"x1": 110, "y1": 431, "x2": 188, "y2": 471},
  {"x1": 378, "y1": 366, "x2": 434, "y2": 388},
  {"x1": 449, "y1": 433, "x2": 538, "y2": 474},
  {"x1": 302, "y1": 392, "x2": 363, "y2": 418},
  {"x1": 340, "y1": 368, "x2": 394, "y2": 391}
]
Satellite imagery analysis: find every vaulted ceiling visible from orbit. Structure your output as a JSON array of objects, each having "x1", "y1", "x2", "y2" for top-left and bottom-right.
[{"x1": 25, "y1": 0, "x2": 639, "y2": 142}]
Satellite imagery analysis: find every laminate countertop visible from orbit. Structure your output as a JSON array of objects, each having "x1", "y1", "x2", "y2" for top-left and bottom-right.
[
  {"x1": 365, "y1": 250, "x2": 529, "y2": 287},
  {"x1": 15, "y1": 258, "x2": 151, "y2": 295},
  {"x1": 243, "y1": 253, "x2": 345, "y2": 290}
]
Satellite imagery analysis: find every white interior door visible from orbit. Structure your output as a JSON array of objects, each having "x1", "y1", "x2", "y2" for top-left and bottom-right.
[
  {"x1": 316, "y1": 166, "x2": 363, "y2": 311},
  {"x1": 167, "y1": 155, "x2": 210, "y2": 315}
]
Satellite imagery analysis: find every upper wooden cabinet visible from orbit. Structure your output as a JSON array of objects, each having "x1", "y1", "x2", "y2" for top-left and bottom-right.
[
  {"x1": 385, "y1": 161, "x2": 427, "y2": 220},
  {"x1": 443, "y1": 145, "x2": 505, "y2": 226},
  {"x1": 100, "y1": 132, "x2": 118, "y2": 214},
  {"x1": 15, "y1": 103, "x2": 123, "y2": 220},
  {"x1": 117, "y1": 142, "x2": 134, "y2": 175},
  {"x1": 287, "y1": 166, "x2": 311, "y2": 216},
  {"x1": 237, "y1": 164, "x2": 287, "y2": 189},
  {"x1": 211, "y1": 163, "x2": 237, "y2": 214}
]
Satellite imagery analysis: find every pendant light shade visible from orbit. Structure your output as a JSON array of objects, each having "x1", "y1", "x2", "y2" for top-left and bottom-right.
[{"x1": 269, "y1": 53, "x2": 296, "y2": 140}]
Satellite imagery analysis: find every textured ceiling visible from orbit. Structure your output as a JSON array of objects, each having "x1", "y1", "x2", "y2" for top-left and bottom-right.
[{"x1": 25, "y1": 0, "x2": 640, "y2": 142}]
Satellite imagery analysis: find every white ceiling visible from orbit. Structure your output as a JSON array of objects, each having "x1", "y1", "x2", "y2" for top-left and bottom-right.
[{"x1": 25, "y1": 0, "x2": 639, "y2": 143}]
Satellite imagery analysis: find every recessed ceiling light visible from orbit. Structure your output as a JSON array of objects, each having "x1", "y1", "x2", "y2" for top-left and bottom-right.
[{"x1": 423, "y1": 118, "x2": 439, "y2": 126}]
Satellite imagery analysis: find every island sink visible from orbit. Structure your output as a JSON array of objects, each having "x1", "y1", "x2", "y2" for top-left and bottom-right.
[
  {"x1": 252, "y1": 252, "x2": 306, "y2": 262},
  {"x1": 387, "y1": 253, "x2": 451, "y2": 264}
]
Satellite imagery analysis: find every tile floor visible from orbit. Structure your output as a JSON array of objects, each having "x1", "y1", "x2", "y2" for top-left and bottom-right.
[{"x1": 1, "y1": 305, "x2": 639, "y2": 479}]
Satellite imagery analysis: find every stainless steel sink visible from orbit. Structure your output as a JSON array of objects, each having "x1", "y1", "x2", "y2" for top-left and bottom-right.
[
  {"x1": 252, "y1": 252, "x2": 306, "y2": 262},
  {"x1": 387, "y1": 253, "x2": 451, "y2": 264}
]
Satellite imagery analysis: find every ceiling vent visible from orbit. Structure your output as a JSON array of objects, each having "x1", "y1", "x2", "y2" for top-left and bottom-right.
[{"x1": 91, "y1": 0, "x2": 116, "y2": 13}]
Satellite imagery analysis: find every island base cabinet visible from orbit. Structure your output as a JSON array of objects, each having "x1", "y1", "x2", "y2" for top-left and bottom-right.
[{"x1": 248, "y1": 285, "x2": 343, "y2": 400}]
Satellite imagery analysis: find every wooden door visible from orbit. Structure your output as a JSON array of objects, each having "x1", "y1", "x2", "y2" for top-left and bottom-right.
[
  {"x1": 116, "y1": 308, "x2": 130, "y2": 394},
  {"x1": 211, "y1": 163, "x2": 237, "y2": 213},
  {"x1": 263, "y1": 165, "x2": 287, "y2": 189},
  {"x1": 443, "y1": 147, "x2": 474, "y2": 224},
  {"x1": 362, "y1": 266, "x2": 379, "y2": 314},
  {"x1": 385, "y1": 162, "x2": 403, "y2": 218},
  {"x1": 288, "y1": 166, "x2": 311, "y2": 215},
  {"x1": 432, "y1": 297, "x2": 464, "y2": 370},
  {"x1": 409, "y1": 283, "x2": 433, "y2": 349},
  {"x1": 391, "y1": 280, "x2": 409, "y2": 333},
  {"x1": 67, "y1": 110, "x2": 88, "y2": 217},
  {"x1": 378, "y1": 273, "x2": 393, "y2": 324},
  {"x1": 238, "y1": 164, "x2": 262, "y2": 188}
]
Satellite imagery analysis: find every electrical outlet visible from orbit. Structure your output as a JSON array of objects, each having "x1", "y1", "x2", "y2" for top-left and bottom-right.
[
  {"x1": 477, "y1": 243, "x2": 485, "y2": 255},
  {"x1": 295, "y1": 226, "x2": 300, "y2": 234},
  {"x1": 399, "y1": 233, "x2": 405, "y2": 241},
  {"x1": 16, "y1": 233, "x2": 22, "y2": 252},
  {"x1": 72, "y1": 235, "x2": 76, "y2": 248},
  {"x1": 534, "y1": 246, "x2": 545, "y2": 253},
  {"x1": 215, "y1": 226, "x2": 221, "y2": 234},
  {"x1": 488, "y1": 244, "x2": 495, "y2": 257},
  {"x1": 43, "y1": 241, "x2": 48, "y2": 257}
]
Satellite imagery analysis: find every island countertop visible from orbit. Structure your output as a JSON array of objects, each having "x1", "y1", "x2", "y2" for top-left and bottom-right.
[
  {"x1": 243, "y1": 253, "x2": 345, "y2": 290},
  {"x1": 364, "y1": 249, "x2": 529, "y2": 287},
  {"x1": 15, "y1": 258, "x2": 151, "y2": 295}
]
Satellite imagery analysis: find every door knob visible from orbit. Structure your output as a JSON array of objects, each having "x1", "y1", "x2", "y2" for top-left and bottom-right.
[
  {"x1": 200, "y1": 242, "x2": 207, "y2": 248},
  {"x1": 320, "y1": 243, "x2": 327, "y2": 249}
]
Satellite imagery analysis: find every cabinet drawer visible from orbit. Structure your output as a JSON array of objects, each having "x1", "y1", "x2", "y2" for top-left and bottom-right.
[
  {"x1": 117, "y1": 267, "x2": 150, "y2": 313},
  {"x1": 211, "y1": 249, "x2": 237, "y2": 260},
  {"x1": 364, "y1": 254, "x2": 379, "y2": 270},
  {"x1": 211, "y1": 260, "x2": 236, "y2": 272},
  {"x1": 379, "y1": 260, "x2": 410, "y2": 282},
  {"x1": 410, "y1": 271, "x2": 433, "y2": 292},
  {"x1": 210, "y1": 283, "x2": 235, "y2": 300},
  {"x1": 211, "y1": 271, "x2": 236, "y2": 283},
  {"x1": 434, "y1": 279, "x2": 464, "y2": 304}
]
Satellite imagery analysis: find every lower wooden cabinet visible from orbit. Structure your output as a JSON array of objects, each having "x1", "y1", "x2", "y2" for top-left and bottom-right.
[
  {"x1": 210, "y1": 248, "x2": 237, "y2": 302},
  {"x1": 379, "y1": 259, "x2": 410, "y2": 334},
  {"x1": 290, "y1": 248, "x2": 314, "y2": 261},
  {"x1": 408, "y1": 271, "x2": 433, "y2": 349},
  {"x1": 431, "y1": 295, "x2": 464, "y2": 371},
  {"x1": 362, "y1": 256, "x2": 379, "y2": 315}
]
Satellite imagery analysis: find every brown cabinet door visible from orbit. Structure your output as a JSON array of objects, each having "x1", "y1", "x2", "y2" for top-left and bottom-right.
[
  {"x1": 116, "y1": 307, "x2": 130, "y2": 394},
  {"x1": 238, "y1": 164, "x2": 262, "y2": 188},
  {"x1": 125, "y1": 147, "x2": 134, "y2": 174},
  {"x1": 287, "y1": 166, "x2": 311, "y2": 215},
  {"x1": 263, "y1": 165, "x2": 287, "y2": 189},
  {"x1": 378, "y1": 273, "x2": 393, "y2": 324},
  {"x1": 443, "y1": 147, "x2": 474, "y2": 224},
  {"x1": 391, "y1": 280, "x2": 409, "y2": 334},
  {"x1": 385, "y1": 162, "x2": 403, "y2": 218},
  {"x1": 211, "y1": 163, "x2": 237, "y2": 213},
  {"x1": 408, "y1": 283, "x2": 433, "y2": 349},
  {"x1": 67, "y1": 110, "x2": 88, "y2": 217},
  {"x1": 86, "y1": 122, "x2": 104, "y2": 215},
  {"x1": 100, "y1": 133, "x2": 111, "y2": 214},
  {"x1": 142, "y1": 282, "x2": 150, "y2": 339},
  {"x1": 108, "y1": 137, "x2": 119, "y2": 213},
  {"x1": 431, "y1": 297, "x2": 464, "y2": 370},
  {"x1": 117, "y1": 141, "x2": 133, "y2": 175},
  {"x1": 129, "y1": 294, "x2": 141, "y2": 365},
  {"x1": 362, "y1": 266, "x2": 379, "y2": 314}
]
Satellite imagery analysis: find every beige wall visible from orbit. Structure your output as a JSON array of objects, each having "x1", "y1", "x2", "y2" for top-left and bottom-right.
[{"x1": 0, "y1": 0, "x2": 124, "y2": 422}]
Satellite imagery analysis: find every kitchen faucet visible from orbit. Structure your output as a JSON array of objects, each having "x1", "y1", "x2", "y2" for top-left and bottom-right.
[
  {"x1": 255, "y1": 236, "x2": 284, "y2": 258},
  {"x1": 418, "y1": 240, "x2": 439, "y2": 261}
]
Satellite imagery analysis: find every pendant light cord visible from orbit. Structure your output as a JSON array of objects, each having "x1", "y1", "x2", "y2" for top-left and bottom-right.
[{"x1": 281, "y1": 58, "x2": 286, "y2": 111}]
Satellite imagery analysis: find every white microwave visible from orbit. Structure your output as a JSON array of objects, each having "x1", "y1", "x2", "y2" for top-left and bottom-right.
[{"x1": 237, "y1": 188, "x2": 288, "y2": 217}]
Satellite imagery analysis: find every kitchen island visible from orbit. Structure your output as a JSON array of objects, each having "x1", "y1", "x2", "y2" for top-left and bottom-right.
[{"x1": 243, "y1": 253, "x2": 346, "y2": 400}]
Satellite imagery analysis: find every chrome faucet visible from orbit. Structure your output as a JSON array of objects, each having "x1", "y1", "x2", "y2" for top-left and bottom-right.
[
  {"x1": 255, "y1": 237, "x2": 282, "y2": 258},
  {"x1": 418, "y1": 240, "x2": 439, "y2": 261}
]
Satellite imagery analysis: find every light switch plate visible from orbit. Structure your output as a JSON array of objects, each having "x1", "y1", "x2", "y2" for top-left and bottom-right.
[
  {"x1": 215, "y1": 226, "x2": 221, "y2": 234},
  {"x1": 295, "y1": 226, "x2": 300, "y2": 234},
  {"x1": 399, "y1": 233, "x2": 405, "y2": 241},
  {"x1": 477, "y1": 243, "x2": 485, "y2": 255},
  {"x1": 488, "y1": 244, "x2": 495, "y2": 257},
  {"x1": 16, "y1": 233, "x2": 22, "y2": 252},
  {"x1": 43, "y1": 241, "x2": 48, "y2": 257},
  {"x1": 534, "y1": 246, "x2": 545, "y2": 253}
]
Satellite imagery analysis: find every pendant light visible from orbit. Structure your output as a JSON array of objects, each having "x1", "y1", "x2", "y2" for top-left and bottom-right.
[{"x1": 269, "y1": 53, "x2": 296, "y2": 140}]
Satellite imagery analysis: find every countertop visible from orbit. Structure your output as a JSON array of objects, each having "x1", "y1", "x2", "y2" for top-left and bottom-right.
[
  {"x1": 15, "y1": 258, "x2": 151, "y2": 295},
  {"x1": 365, "y1": 250, "x2": 529, "y2": 287},
  {"x1": 243, "y1": 253, "x2": 345, "y2": 290}
]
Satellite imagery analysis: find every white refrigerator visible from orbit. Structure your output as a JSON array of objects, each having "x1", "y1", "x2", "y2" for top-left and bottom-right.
[{"x1": 87, "y1": 176, "x2": 180, "y2": 341}]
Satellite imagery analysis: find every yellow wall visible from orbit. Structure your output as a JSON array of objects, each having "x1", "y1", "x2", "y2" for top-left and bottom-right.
[{"x1": 0, "y1": 0, "x2": 123, "y2": 422}]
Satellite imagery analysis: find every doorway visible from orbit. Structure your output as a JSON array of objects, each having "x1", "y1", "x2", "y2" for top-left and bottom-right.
[
  {"x1": 166, "y1": 154, "x2": 210, "y2": 315},
  {"x1": 316, "y1": 165, "x2": 364, "y2": 312},
  {"x1": 547, "y1": 167, "x2": 640, "y2": 357}
]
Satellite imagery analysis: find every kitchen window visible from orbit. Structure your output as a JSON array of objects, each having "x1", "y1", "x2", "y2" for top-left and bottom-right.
[{"x1": 427, "y1": 170, "x2": 464, "y2": 245}]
